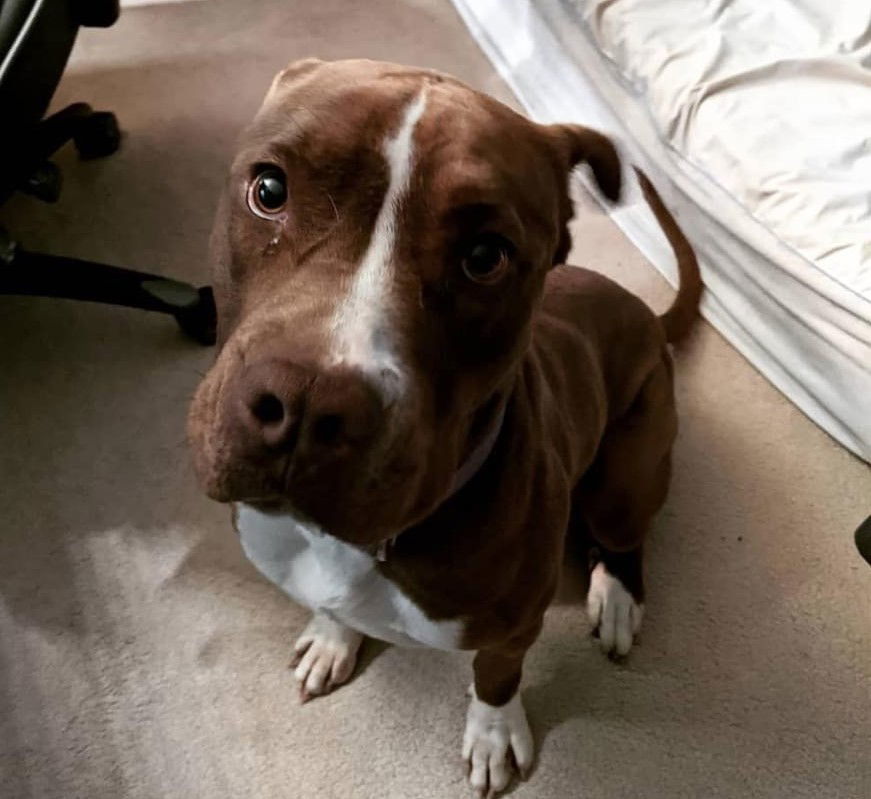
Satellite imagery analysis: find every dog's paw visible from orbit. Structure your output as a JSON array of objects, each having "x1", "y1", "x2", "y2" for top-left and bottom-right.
[
  {"x1": 462, "y1": 688, "x2": 534, "y2": 798},
  {"x1": 587, "y1": 562, "x2": 643, "y2": 657},
  {"x1": 290, "y1": 613, "x2": 363, "y2": 701}
]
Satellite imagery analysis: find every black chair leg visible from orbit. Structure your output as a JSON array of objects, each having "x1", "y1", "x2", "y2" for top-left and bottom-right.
[
  {"x1": 0, "y1": 232, "x2": 216, "y2": 345},
  {"x1": 3, "y1": 101, "x2": 214, "y2": 344}
]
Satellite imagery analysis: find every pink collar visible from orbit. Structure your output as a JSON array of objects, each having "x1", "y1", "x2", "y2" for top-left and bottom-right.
[
  {"x1": 376, "y1": 400, "x2": 507, "y2": 561},
  {"x1": 448, "y1": 400, "x2": 507, "y2": 497}
]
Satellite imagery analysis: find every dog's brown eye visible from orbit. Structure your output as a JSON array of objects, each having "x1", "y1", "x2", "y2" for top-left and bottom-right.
[
  {"x1": 461, "y1": 234, "x2": 513, "y2": 284},
  {"x1": 247, "y1": 168, "x2": 287, "y2": 217}
]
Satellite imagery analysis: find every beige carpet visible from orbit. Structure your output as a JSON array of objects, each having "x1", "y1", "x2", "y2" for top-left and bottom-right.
[{"x1": 1, "y1": 2, "x2": 869, "y2": 797}]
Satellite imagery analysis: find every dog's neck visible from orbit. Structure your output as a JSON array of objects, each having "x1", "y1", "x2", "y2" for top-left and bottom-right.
[{"x1": 374, "y1": 397, "x2": 508, "y2": 562}]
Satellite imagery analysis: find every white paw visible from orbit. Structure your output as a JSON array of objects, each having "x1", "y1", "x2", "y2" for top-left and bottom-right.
[
  {"x1": 462, "y1": 688, "x2": 534, "y2": 797},
  {"x1": 290, "y1": 613, "x2": 363, "y2": 701},
  {"x1": 587, "y1": 562, "x2": 643, "y2": 657}
]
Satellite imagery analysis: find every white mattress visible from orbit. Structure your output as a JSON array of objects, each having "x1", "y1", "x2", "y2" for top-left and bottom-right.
[{"x1": 451, "y1": 0, "x2": 871, "y2": 461}]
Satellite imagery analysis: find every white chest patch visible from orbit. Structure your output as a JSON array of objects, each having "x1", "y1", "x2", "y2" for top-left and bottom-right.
[
  {"x1": 235, "y1": 503, "x2": 463, "y2": 650},
  {"x1": 328, "y1": 90, "x2": 428, "y2": 398}
]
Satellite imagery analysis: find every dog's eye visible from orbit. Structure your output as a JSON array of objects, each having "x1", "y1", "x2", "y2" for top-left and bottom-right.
[
  {"x1": 461, "y1": 234, "x2": 513, "y2": 284},
  {"x1": 247, "y1": 168, "x2": 288, "y2": 218}
]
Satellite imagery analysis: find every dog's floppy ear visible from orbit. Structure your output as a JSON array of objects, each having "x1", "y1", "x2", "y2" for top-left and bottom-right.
[
  {"x1": 545, "y1": 123, "x2": 622, "y2": 202},
  {"x1": 542, "y1": 124, "x2": 622, "y2": 265}
]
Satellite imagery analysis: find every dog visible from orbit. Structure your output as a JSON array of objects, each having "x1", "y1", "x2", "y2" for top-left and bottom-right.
[{"x1": 187, "y1": 58, "x2": 701, "y2": 796}]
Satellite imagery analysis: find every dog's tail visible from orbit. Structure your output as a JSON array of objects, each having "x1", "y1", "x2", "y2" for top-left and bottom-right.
[{"x1": 633, "y1": 167, "x2": 703, "y2": 344}]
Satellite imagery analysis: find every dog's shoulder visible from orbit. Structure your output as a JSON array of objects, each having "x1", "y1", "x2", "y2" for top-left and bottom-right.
[
  {"x1": 545, "y1": 265, "x2": 657, "y2": 318},
  {"x1": 540, "y1": 265, "x2": 664, "y2": 351}
]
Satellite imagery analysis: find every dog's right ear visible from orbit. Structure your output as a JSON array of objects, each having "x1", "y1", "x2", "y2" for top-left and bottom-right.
[
  {"x1": 544, "y1": 123, "x2": 622, "y2": 203},
  {"x1": 263, "y1": 57, "x2": 325, "y2": 105}
]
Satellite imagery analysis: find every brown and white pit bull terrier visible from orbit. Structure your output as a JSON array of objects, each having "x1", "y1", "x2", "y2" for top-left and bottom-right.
[{"x1": 188, "y1": 58, "x2": 701, "y2": 796}]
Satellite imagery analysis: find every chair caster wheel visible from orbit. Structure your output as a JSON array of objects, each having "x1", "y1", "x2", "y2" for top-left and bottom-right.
[
  {"x1": 23, "y1": 161, "x2": 62, "y2": 202},
  {"x1": 856, "y1": 515, "x2": 871, "y2": 567},
  {"x1": 74, "y1": 111, "x2": 121, "y2": 160},
  {"x1": 174, "y1": 286, "x2": 217, "y2": 346}
]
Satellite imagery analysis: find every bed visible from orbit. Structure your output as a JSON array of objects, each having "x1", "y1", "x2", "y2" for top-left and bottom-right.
[{"x1": 451, "y1": 0, "x2": 871, "y2": 462}]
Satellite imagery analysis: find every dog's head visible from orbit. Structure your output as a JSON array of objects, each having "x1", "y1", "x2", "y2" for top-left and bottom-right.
[{"x1": 188, "y1": 58, "x2": 620, "y2": 544}]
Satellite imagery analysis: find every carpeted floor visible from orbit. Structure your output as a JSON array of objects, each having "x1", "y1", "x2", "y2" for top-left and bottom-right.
[{"x1": 1, "y1": 2, "x2": 869, "y2": 798}]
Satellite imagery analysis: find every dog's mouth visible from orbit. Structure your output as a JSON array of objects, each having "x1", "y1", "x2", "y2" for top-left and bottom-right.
[
  {"x1": 188, "y1": 367, "x2": 436, "y2": 541},
  {"x1": 228, "y1": 453, "x2": 431, "y2": 544}
]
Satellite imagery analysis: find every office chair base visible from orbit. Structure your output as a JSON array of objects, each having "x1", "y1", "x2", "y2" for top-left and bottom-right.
[
  {"x1": 73, "y1": 110, "x2": 120, "y2": 160},
  {"x1": 0, "y1": 232, "x2": 216, "y2": 345},
  {"x1": 15, "y1": 103, "x2": 120, "y2": 200}
]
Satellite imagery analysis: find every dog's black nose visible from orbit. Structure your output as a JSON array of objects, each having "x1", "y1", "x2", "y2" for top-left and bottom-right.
[
  {"x1": 238, "y1": 360, "x2": 309, "y2": 450},
  {"x1": 235, "y1": 359, "x2": 384, "y2": 457}
]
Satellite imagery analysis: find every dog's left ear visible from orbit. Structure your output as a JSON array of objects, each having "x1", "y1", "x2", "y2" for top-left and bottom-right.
[
  {"x1": 545, "y1": 123, "x2": 622, "y2": 202},
  {"x1": 542, "y1": 124, "x2": 622, "y2": 265}
]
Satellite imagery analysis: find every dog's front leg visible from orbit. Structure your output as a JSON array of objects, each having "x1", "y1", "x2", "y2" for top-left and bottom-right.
[
  {"x1": 463, "y1": 641, "x2": 536, "y2": 797},
  {"x1": 290, "y1": 612, "x2": 364, "y2": 702}
]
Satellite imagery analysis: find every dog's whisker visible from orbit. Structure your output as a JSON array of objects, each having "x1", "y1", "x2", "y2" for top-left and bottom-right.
[{"x1": 325, "y1": 191, "x2": 340, "y2": 223}]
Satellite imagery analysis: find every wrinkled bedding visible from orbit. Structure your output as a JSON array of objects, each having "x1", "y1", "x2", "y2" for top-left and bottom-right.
[{"x1": 579, "y1": 0, "x2": 871, "y2": 299}]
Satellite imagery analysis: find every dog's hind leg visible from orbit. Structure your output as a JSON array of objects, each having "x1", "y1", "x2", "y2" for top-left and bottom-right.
[{"x1": 573, "y1": 358, "x2": 677, "y2": 657}]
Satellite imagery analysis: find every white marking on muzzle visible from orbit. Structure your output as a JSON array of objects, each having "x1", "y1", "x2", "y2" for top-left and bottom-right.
[{"x1": 329, "y1": 90, "x2": 428, "y2": 397}]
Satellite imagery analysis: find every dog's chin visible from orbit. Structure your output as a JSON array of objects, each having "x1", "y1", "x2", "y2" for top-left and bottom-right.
[
  {"x1": 284, "y1": 473, "x2": 426, "y2": 545},
  {"x1": 193, "y1": 413, "x2": 462, "y2": 544},
  {"x1": 199, "y1": 456, "x2": 427, "y2": 545},
  {"x1": 235, "y1": 491, "x2": 397, "y2": 546},
  {"x1": 220, "y1": 456, "x2": 459, "y2": 547}
]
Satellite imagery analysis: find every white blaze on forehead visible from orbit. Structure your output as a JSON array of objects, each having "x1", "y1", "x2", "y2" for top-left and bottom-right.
[{"x1": 329, "y1": 89, "x2": 428, "y2": 393}]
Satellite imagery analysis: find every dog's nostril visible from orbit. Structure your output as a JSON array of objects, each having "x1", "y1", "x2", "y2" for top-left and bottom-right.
[
  {"x1": 312, "y1": 413, "x2": 344, "y2": 445},
  {"x1": 250, "y1": 392, "x2": 285, "y2": 425}
]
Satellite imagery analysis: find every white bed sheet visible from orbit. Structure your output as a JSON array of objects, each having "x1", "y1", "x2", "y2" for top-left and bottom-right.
[{"x1": 451, "y1": 0, "x2": 871, "y2": 461}]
